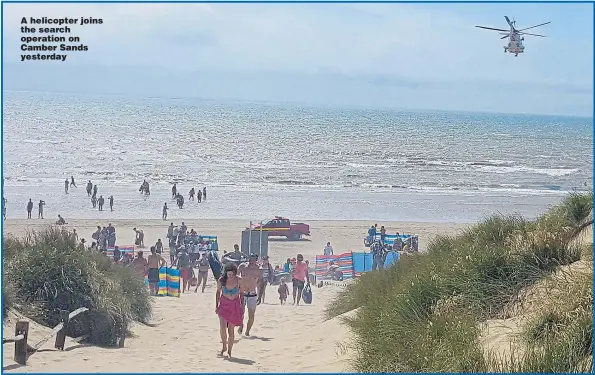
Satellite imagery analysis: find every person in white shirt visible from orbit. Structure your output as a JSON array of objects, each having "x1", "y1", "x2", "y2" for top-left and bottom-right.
[{"x1": 323, "y1": 242, "x2": 334, "y2": 255}]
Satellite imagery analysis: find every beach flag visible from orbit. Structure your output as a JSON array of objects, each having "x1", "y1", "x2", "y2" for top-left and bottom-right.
[
  {"x1": 143, "y1": 267, "x2": 180, "y2": 297},
  {"x1": 315, "y1": 252, "x2": 355, "y2": 281}
]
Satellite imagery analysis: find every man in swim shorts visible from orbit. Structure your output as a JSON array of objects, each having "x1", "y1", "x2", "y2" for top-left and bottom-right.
[
  {"x1": 147, "y1": 247, "x2": 166, "y2": 296},
  {"x1": 238, "y1": 253, "x2": 261, "y2": 336}
]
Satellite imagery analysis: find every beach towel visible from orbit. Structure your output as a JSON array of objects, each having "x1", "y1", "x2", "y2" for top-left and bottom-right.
[{"x1": 315, "y1": 252, "x2": 355, "y2": 281}]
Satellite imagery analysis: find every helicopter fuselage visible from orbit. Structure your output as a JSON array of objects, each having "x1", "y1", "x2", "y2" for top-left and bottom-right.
[{"x1": 503, "y1": 32, "x2": 525, "y2": 56}]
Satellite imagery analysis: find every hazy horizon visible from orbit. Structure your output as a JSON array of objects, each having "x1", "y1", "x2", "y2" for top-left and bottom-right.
[{"x1": 2, "y1": 3, "x2": 593, "y2": 116}]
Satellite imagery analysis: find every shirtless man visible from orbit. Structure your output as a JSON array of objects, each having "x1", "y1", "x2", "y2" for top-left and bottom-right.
[
  {"x1": 238, "y1": 253, "x2": 261, "y2": 336},
  {"x1": 147, "y1": 247, "x2": 166, "y2": 295},
  {"x1": 130, "y1": 251, "x2": 148, "y2": 277}
]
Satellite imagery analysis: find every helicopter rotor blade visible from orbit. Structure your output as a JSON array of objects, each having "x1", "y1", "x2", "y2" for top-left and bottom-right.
[
  {"x1": 500, "y1": 34, "x2": 509, "y2": 39},
  {"x1": 520, "y1": 32, "x2": 547, "y2": 37},
  {"x1": 476, "y1": 25, "x2": 509, "y2": 32},
  {"x1": 518, "y1": 22, "x2": 551, "y2": 32},
  {"x1": 504, "y1": 16, "x2": 513, "y2": 27}
]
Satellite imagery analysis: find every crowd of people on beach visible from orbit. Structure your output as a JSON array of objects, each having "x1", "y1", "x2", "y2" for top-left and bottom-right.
[
  {"x1": 5, "y1": 176, "x2": 209, "y2": 221},
  {"x1": 83, "y1": 218, "x2": 315, "y2": 358}
]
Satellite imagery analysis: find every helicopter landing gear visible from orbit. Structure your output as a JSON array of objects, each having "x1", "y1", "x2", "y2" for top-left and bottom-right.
[
  {"x1": 504, "y1": 47, "x2": 508, "y2": 52},
  {"x1": 514, "y1": 52, "x2": 518, "y2": 57}
]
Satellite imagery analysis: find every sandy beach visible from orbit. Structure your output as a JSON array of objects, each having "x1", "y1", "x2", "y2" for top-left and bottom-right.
[{"x1": 3, "y1": 219, "x2": 466, "y2": 372}]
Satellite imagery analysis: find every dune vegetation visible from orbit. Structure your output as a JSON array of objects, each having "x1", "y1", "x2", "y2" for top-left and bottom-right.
[
  {"x1": 327, "y1": 192, "x2": 593, "y2": 373},
  {"x1": 3, "y1": 227, "x2": 152, "y2": 346}
]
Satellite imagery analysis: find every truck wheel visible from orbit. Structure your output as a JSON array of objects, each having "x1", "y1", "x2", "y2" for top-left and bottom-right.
[{"x1": 289, "y1": 233, "x2": 302, "y2": 240}]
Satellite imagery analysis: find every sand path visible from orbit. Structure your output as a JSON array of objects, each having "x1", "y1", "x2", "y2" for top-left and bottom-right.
[
  {"x1": 3, "y1": 279, "x2": 352, "y2": 373},
  {"x1": 3, "y1": 219, "x2": 464, "y2": 372}
]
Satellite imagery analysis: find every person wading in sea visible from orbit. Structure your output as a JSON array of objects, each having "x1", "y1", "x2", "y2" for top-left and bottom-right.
[{"x1": 238, "y1": 253, "x2": 261, "y2": 336}]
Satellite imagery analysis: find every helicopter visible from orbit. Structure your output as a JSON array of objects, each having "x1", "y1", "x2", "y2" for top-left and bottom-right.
[{"x1": 476, "y1": 16, "x2": 550, "y2": 57}]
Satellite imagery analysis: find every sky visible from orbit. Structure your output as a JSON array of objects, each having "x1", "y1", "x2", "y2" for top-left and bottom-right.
[{"x1": 2, "y1": 2, "x2": 593, "y2": 116}]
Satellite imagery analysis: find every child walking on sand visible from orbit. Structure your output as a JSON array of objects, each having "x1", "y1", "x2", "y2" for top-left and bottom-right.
[{"x1": 278, "y1": 278, "x2": 289, "y2": 305}]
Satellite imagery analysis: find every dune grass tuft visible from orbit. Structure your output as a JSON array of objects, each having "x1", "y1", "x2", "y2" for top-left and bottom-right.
[
  {"x1": 327, "y1": 192, "x2": 593, "y2": 372},
  {"x1": 3, "y1": 227, "x2": 152, "y2": 346}
]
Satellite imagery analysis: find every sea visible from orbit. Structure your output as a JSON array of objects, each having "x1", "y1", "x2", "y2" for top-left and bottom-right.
[{"x1": 2, "y1": 90, "x2": 593, "y2": 223}]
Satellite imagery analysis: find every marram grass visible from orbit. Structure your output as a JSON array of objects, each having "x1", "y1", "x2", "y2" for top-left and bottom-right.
[
  {"x1": 327, "y1": 192, "x2": 593, "y2": 373},
  {"x1": 3, "y1": 227, "x2": 153, "y2": 346}
]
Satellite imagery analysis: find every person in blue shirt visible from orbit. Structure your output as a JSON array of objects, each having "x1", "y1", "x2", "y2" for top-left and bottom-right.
[
  {"x1": 371, "y1": 241, "x2": 386, "y2": 271},
  {"x1": 367, "y1": 225, "x2": 377, "y2": 245}
]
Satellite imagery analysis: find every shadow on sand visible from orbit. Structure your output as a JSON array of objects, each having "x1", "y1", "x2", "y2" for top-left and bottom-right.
[{"x1": 225, "y1": 357, "x2": 255, "y2": 365}]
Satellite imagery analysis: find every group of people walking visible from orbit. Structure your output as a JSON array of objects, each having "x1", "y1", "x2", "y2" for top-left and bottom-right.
[{"x1": 216, "y1": 247, "x2": 311, "y2": 357}]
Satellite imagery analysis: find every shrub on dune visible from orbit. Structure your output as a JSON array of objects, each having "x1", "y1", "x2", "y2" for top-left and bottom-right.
[
  {"x1": 3, "y1": 227, "x2": 152, "y2": 346},
  {"x1": 327, "y1": 192, "x2": 593, "y2": 373}
]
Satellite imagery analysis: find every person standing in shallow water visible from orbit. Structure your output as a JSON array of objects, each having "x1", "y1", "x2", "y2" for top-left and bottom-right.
[
  {"x1": 86, "y1": 180, "x2": 93, "y2": 196},
  {"x1": 109, "y1": 196, "x2": 114, "y2": 211},
  {"x1": 64, "y1": 179, "x2": 69, "y2": 194},
  {"x1": 203, "y1": 187, "x2": 207, "y2": 201},
  {"x1": 26, "y1": 199, "x2": 33, "y2": 219},
  {"x1": 216, "y1": 263, "x2": 244, "y2": 358},
  {"x1": 38, "y1": 200, "x2": 45, "y2": 219},
  {"x1": 70, "y1": 176, "x2": 76, "y2": 187},
  {"x1": 98, "y1": 196, "x2": 105, "y2": 211},
  {"x1": 162, "y1": 203, "x2": 168, "y2": 220},
  {"x1": 172, "y1": 183, "x2": 177, "y2": 199}
]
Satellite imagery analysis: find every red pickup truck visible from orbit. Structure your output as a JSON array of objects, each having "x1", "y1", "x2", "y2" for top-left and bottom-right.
[{"x1": 251, "y1": 217, "x2": 311, "y2": 240}]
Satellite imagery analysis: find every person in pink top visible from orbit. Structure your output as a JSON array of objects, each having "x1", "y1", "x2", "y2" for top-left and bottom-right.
[{"x1": 292, "y1": 253, "x2": 310, "y2": 305}]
